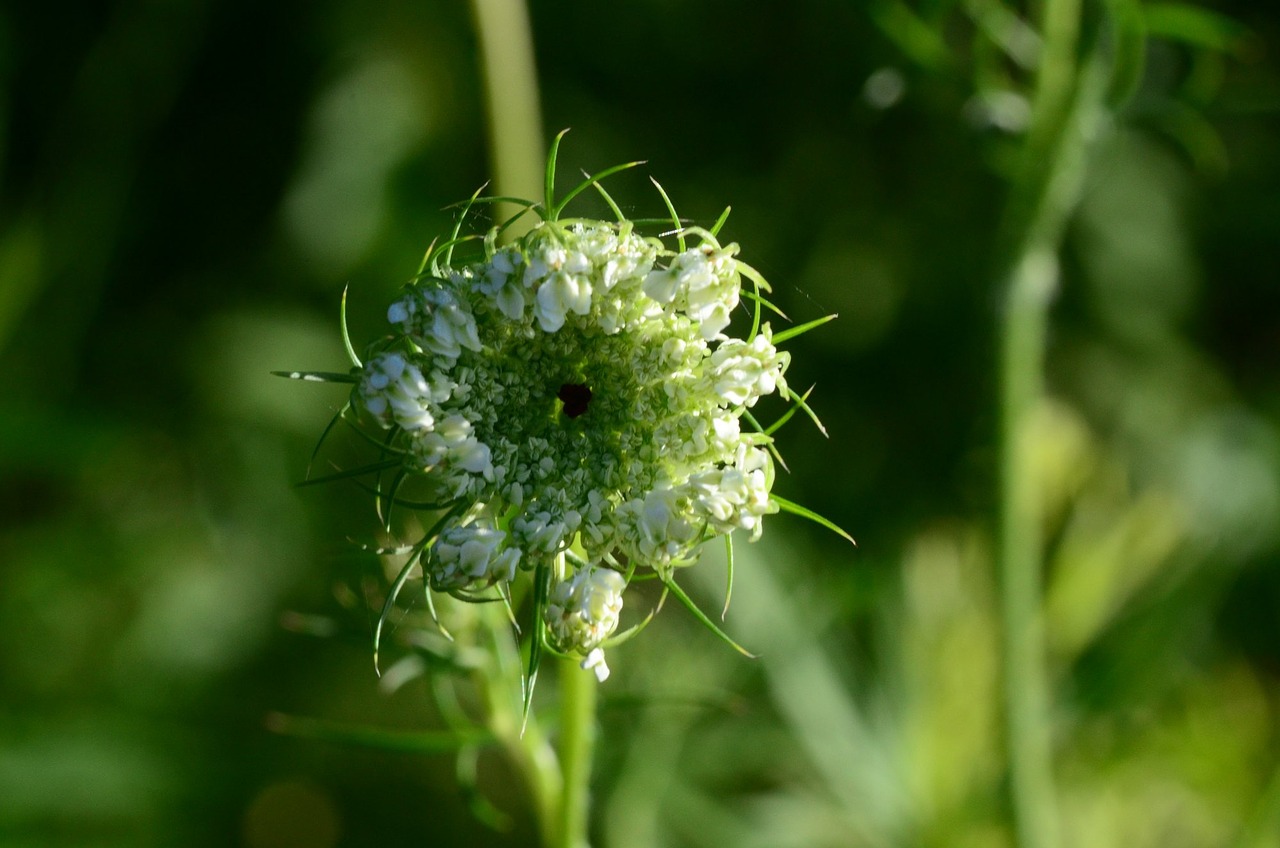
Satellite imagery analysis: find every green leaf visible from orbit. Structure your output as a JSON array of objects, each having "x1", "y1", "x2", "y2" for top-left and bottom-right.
[
  {"x1": 771, "y1": 494, "x2": 856, "y2": 545},
  {"x1": 783, "y1": 384, "x2": 828, "y2": 437},
  {"x1": 741, "y1": 408, "x2": 790, "y2": 470},
  {"x1": 423, "y1": 234, "x2": 484, "y2": 274},
  {"x1": 662, "y1": 574, "x2": 757, "y2": 658},
  {"x1": 709, "y1": 206, "x2": 732, "y2": 238},
  {"x1": 589, "y1": 178, "x2": 627, "y2": 222},
  {"x1": 553, "y1": 160, "x2": 646, "y2": 219},
  {"x1": 373, "y1": 547, "x2": 425, "y2": 676},
  {"x1": 341, "y1": 285, "x2": 362, "y2": 369},
  {"x1": 772, "y1": 314, "x2": 838, "y2": 345},
  {"x1": 649, "y1": 177, "x2": 686, "y2": 253},
  {"x1": 444, "y1": 183, "x2": 490, "y2": 267},
  {"x1": 266, "y1": 712, "x2": 491, "y2": 753},
  {"x1": 523, "y1": 558, "x2": 553, "y2": 728},
  {"x1": 306, "y1": 403, "x2": 349, "y2": 477},
  {"x1": 271, "y1": 370, "x2": 358, "y2": 384},
  {"x1": 545, "y1": 128, "x2": 570, "y2": 219},
  {"x1": 379, "y1": 467, "x2": 409, "y2": 532},
  {"x1": 602, "y1": 584, "x2": 667, "y2": 647},
  {"x1": 415, "y1": 236, "x2": 440, "y2": 277},
  {"x1": 295, "y1": 458, "x2": 403, "y2": 488},
  {"x1": 372, "y1": 506, "x2": 464, "y2": 674},
  {"x1": 764, "y1": 385, "x2": 815, "y2": 436},
  {"x1": 737, "y1": 261, "x2": 775, "y2": 294},
  {"x1": 722, "y1": 534, "x2": 735, "y2": 620}
]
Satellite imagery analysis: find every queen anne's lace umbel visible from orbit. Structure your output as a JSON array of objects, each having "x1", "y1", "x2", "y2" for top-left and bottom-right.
[{"x1": 347, "y1": 213, "x2": 795, "y2": 681}]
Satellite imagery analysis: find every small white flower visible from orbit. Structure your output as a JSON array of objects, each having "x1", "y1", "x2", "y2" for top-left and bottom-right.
[
  {"x1": 580, "y1": 647, "x2": 611, "y2": 682},
  {"x1": 546, "y1": 567, "x2": 626, "y2": 655},
  {"x1": 429, "y1": 522, "x2": 521, "y2": 590},
  {"x1": 530, "y1": 247, "x2": 593, "y2": 332},
  {"x1": 477, "y1": 248, "x2": 527, "y2": 320},
  {"x1": 357, "y1": 353, "x2": 451, "y2": 431},
  {"x1": 703, "y1": 327, "x2": 790, "y2": 407},
  {"x1": 393, "y1": 287, "x2": 482, "y2": 359}
]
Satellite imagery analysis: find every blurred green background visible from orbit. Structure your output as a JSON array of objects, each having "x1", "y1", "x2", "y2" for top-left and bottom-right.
[{"x1": 3, "y1": 1, "x2": 1279, "y2": 846}]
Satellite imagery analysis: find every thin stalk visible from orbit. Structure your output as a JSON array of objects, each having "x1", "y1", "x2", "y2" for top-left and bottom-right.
[
  {"x1": 468, "y1": 0, "x2": 545, "y2": 237},
  {"x1": 998, "y1": 247, "x2": 1060, "y2": 848},
  {"x1": 557, "y1": 658, "x2": 598, "y2": 848},
  {"x1": 995, "y1": 1, "x2": 1098, "y2": 847}
]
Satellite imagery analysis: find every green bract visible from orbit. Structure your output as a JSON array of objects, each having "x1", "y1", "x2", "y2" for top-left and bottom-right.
[{"x1": 284, "y1": 143, "x2": 843, "y2": 686}]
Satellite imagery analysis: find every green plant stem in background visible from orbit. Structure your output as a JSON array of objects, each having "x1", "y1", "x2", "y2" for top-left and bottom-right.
[
  {"x1": 995, "y1": 0, "x2": 1101, "y2": 847},
  {"x1": 998, "y1": 247, "x2": 1060, "y2": 848},
  {"x1": 468, "y1": 0, "x2": 545, "y2": 237}
]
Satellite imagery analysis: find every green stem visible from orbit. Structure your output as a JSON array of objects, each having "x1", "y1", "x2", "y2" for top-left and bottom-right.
[
  {"x1": 483, "y1": 604, "x2": 562, "y2": 848},
  {"x1": 998, "y1": 247, "x2": 1060, "y2": 848},
  {"x1": 995, "y1": 2, "x2": 1097, "y2": 847},
  {"x1": 557, "y1": 657, "x2": 598, "y2": 848}
]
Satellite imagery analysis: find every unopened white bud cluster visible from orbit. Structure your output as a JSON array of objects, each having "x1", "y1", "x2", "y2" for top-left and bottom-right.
[{"x1": 352, "y1": 216, "x2": 793, "y2": 679}]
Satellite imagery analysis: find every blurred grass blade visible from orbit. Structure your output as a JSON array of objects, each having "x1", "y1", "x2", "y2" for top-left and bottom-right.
[
  {"x1": 457, "y1": 746, "x2": 514, "y2": 831},
  {"x1": 772, "y1": 314, "x2": 837, "y2": 344}
]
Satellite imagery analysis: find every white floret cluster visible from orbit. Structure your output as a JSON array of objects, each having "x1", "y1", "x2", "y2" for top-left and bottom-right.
[{"x1": 353, "y1": 218, "x2": 791, "y2": 680}]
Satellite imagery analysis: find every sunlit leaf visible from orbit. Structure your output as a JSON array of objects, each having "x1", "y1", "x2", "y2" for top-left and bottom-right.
[{"x1": 772, "y1": 494, "x2": 856, "y2": 545}]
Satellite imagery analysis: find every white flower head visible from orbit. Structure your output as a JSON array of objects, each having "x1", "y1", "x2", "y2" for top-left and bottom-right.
[{"x1": 310, "y1": 172, "x2": 835, "y2": 685}]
